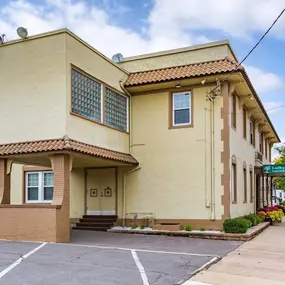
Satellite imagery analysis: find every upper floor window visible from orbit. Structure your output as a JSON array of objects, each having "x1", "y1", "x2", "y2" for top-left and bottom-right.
[
  {"x1": 265, "y1": 139, "x2": 268, "y2": 159},
  {"x1": 249, "y1": 117, "x2": 255, "y2": 146},
  {"x1": 259, "y1": 132, "x2": 264, "y2": 154},
  {"x1": 71, "y1": 69, "x2": 102, "y2": 122},
  {"x1": 71, "y1": 67, "x2": 129, "y2": 132},
  {"x1": 231, "y1": 93, "x2": 237, "y2": 129},
  {"x1": 243, "y1": 106, "x2": 247, "y2": 139},
  {"x1": 172, "y1": 91, "x2": 191, "y2": 127},
  {"x1": 104, "y1": 87, "x2": 128, "y2": 131},
  {"x1": 25, "y1": 172, "x2": 54, "y2": 203}
]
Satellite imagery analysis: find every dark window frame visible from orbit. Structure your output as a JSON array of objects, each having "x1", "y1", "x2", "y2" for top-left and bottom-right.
[
  {"x1": 243, "y1": 105, "x2": 247, "y2": 139},
  {"x1": 231, "y1": 93, "x2": 237, "y2": 129}
]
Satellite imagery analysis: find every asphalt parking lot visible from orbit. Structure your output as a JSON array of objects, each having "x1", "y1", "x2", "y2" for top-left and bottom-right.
[{"x1": 0, "y1": 231, "x2": 243, "y2": 285}]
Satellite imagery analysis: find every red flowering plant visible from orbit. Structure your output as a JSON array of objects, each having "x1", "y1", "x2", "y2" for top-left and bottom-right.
[{"x1": 266, "y1": 206, "x2": 280, "y2": 212}]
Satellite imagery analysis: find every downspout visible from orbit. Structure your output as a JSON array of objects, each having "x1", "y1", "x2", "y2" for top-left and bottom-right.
[
  {"x1": 209, "y1": 95, "x2": 216, "y2": 221},
  {"x1": 120, "y1": 79, "x2": 132, "y2": 153},
  {"x1": 204, "y1": 108, "x2": 208, "y2": 208},
  {"x1": 212, "y1": 98, "x2": 216, "y2": 220},
  {"x1": 120, "y1": 79, "x2": 141, "y2": 226},
  {"x1": 123, "y1": 166, "x2": 141, "y2": 226}
]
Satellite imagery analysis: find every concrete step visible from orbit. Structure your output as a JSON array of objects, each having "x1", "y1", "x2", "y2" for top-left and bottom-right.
[{"x1": 76, "y1": 222, "x2": 113, "y2": 227}]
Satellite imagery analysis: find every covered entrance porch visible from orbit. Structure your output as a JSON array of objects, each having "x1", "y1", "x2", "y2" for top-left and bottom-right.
[
  {"x1": 0, "y1": 136, "x2": 138, "y2": 242},
  {"x1": 255, "y1": 164, "x2": 285, "y2": 210}
]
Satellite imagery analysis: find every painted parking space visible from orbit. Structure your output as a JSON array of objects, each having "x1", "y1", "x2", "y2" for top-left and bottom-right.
[{"x1": 0, "y1": 231, "x2": 242, "y2": 285}]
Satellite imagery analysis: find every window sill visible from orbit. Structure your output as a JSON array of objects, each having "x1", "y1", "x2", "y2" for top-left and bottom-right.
[
  {"x1": 231, "y1": 126, "x2": 236, "y2": 131},
  {"x1": 169, "y1": 124, "x2": 193, "y2": 130},
  {"x1": 0, "y1": 204, "x2": 60, "y2": 209},
  {"x1": 243, "y1": 201, "x2": 247, "y2": 204},
  {"x1": 232, "y1": 201, "x2": 237, "y2": 204},
  {"x1": 70, "y1": 112, "x2": 129, "y2": 134}
]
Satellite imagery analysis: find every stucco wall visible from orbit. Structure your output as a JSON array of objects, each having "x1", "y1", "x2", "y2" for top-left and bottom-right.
[
  {"x1": 229, "y1": 97, "x2": 255, "y2": 218},
  {"x1": 0, "y1": 34, "x2": 67, "y2": 144},
  {"x1": 10, "y1": 163, "x2": 23, "y2": 205},
  {"x1": 120, "y1": 44, "x2": 235, "y2": 72},
  {"x1": 70, "y1": 168, "x2": 85, "y2": 219},
  {"x1": 229, "y1": 94, "x2": 272, "y2": 218},
  {"x1": 125, "y1": 86, "x2": 224, "y2": 221},
  {"x1": 65, "y1": 34, "x2": 130, "y2": 153}
]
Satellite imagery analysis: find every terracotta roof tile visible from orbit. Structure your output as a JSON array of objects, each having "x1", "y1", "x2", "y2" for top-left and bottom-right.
[
  {"x1": 0, "y1": 136, "x2": 138, "y2": 164},
  {"x1": 124, "y1": 57, "x2": 243, "y2": 86}
]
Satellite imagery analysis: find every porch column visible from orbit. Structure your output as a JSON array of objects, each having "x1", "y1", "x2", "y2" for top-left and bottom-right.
[
  {"x1": 50, "y1": 154, "x2": 70, "y2": 242},
  {"x1": 266, "y1": 175, "x2": 269, "y2": 206},
  {"x1": 270, "y1": 177, "x2": 273, "y2": 206},
  {"x1": 0, "y1": 158, "x2": 10, "y2": 204},
  {"x1": 262, "y1": 174, "x2": 265, "y2": 207}
]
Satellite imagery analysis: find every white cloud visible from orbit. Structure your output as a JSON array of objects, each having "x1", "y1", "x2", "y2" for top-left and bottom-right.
[
  {"x1": 149, "y1": 0, "x2": 285, "y2": 40},
  {"x1": 0, "y1": 0, "x2": 212, "y2": 57},
  {"x1": 2, "y1": 0, "x2": 284, "y2": 59},
  {"x1": 245, "y1": 66, "x2": 284, "y2": 94}
]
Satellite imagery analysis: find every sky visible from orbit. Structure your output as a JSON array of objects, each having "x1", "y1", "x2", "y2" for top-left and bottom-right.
[{"x1": 0, "y1": 0, "x2": 284, "y2": 152}]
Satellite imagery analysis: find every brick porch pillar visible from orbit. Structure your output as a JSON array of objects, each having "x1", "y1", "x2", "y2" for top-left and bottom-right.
[
  {"x1": 0, "y1": 158, "x2": 10, "y2": 204},
  {"x1": 50, "y1": 154, "x2": 70, "y2": 242}
]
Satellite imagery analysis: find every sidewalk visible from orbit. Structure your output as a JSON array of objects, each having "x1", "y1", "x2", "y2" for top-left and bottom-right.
[{"x1": 186, "y1": 222, "x2": 285, "y2": 285}]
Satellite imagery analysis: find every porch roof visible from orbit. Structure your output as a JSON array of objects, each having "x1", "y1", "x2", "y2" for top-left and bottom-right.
[{"x1": 0, "y1": 136, "x2": 138, "y2": 165}]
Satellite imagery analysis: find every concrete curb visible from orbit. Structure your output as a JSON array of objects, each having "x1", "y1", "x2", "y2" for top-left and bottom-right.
[{"x1": 108, "y1": 222, "x2": 270, "y2": 241}]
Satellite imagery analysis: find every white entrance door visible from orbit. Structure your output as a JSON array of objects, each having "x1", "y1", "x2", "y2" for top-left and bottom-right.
[{"x1": 86, "y1": 168, "x2": 116, "y2": 215}]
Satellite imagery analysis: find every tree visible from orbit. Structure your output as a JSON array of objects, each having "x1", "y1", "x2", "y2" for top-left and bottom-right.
[{"x1": 273, "y1": 143, "x2": 285, "y2": 191}]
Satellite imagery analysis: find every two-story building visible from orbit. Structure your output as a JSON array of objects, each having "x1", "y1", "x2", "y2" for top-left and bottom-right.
[{"x1": 0, "y1": 29, "x2": 280, "y2": 242}]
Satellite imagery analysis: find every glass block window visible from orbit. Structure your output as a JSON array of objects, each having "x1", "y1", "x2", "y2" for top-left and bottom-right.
[
  {"x1": 71, "y1": 69, "x2": 102, "y2": 122},
  {"x1": 104, "y1": 87, "x2": 128, "y2": 131},
  {"x1": 172, "y1": 91, "x2": 191, "y2": 126},
  {"x1": 26, "y1": 172, "x2": 54, "y2": 203}
]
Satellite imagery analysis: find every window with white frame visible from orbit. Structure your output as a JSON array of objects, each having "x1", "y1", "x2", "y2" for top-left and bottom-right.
[
  {"x1": 26, "y1": 172, "x2": 54, "y2": 203},
  {"x1": 172, "y1": 91, "x2": 191, "y2": 126}
]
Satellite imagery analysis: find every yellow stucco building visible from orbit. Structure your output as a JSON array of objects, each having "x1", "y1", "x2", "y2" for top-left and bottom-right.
[{"x1": 0, "y1": 29, "x2": 280, "y2": 242}]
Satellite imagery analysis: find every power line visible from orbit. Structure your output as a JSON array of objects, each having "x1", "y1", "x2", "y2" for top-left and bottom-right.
[
  {"x1": 209, "y1": 8, "x2": 285, "y2": 96},
  {"x1": 205, "y1": 103, "x2": 285, "y2": 115}
]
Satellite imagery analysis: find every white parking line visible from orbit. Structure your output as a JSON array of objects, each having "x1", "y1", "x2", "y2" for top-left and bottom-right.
[
  {"x1": 182, "y1": 281, "x2": 213, "y2": 285},
  {"x1": 131, "y1": 250, "x2": 149, "y2": 285},
  {"x1": 0, "y1": 243, "x2": 46, "y2": 279},
  {"x1": 180, "y1": 257, "x2": 218, "y2": 285},
  {"x1": 55, "y1": 242, "x2": 218, "y2": 257}
]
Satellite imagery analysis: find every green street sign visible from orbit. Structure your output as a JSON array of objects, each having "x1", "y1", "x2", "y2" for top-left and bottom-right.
[{"x1": 264, "y1": 165, "x2": 285, "y2": 174}]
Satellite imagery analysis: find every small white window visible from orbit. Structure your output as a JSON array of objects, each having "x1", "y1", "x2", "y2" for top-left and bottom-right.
[
  {"x1": 26, "y1": 172, "x2": 54, "y2": 203},
  {"x1": 173, "y1": 92, "x2": 191, "y2": 126}
]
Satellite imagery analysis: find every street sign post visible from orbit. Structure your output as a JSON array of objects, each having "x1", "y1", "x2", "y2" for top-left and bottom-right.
[{"x1": 263, "y1": 165, "x2": 285, "y2": 175}]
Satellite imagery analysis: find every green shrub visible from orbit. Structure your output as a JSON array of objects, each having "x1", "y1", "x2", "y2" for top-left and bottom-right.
[
  {"x1": 184, "y1": 224, "x2": 192, "y2": 231},
  {"x1": 131, "y1": 225, "x2": 137, "y2": 229},
  {"x1": 223, "y1": 218, "x2": 251, "y2": 234},
  {"x1": 244, "y1": 214, "x2": 260, "y2": 226},
  {"x1": 258, "y1": 214, "x2": 265, "y2": 223},
  {"x1": 199, "y1": 227, "x2": 206, "y2": 231},
  {"x1": 140, "y1": 225, "x2": 145, "y2": 229}
]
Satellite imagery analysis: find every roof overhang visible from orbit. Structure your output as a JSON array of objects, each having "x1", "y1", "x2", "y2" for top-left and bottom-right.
[
  {"x1": 123, "y1": 59, "x2": 280, "y2": 144},
  {"x1": 0, "y1": 136, "x2": 138, "y2": 165}
]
